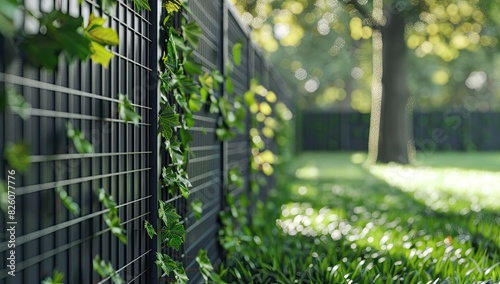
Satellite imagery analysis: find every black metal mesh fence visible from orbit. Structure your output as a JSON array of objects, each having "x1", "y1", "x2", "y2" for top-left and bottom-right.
[{"x1": 0, "y1": 0, "x2": 291, "y2": 283}]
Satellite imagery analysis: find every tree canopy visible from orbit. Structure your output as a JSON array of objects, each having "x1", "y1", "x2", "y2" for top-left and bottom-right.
[{"x1": 230, "y1": 0, "x2": 500, "y2": 113}]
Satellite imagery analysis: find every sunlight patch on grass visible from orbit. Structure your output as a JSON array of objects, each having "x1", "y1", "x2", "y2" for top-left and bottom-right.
[
  {"x1": 369, "y1": 164, "x2": 500, "y2": 212},
  {"x1": 295, "y1": 165, "x2": 319, "y2": 179},
  {"x1": 350, "y1": 152, "x2": 366, "y2": 164}
]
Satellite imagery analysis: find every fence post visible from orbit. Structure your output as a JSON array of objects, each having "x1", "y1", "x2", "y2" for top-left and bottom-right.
[{"x1": 148, "y1": 0, "x2": 160, "y2": 283}]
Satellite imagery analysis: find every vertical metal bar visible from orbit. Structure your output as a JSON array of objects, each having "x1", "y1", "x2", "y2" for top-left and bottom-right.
[
  {"x1": 246, "y1": 33, "x2": 254, "y2": 225},
  {"x1": 217, "y1": 0, "x2": 229, "y2": 261},
  {"x1": 148, "y1": 0, "x2": 159, "y2": 283}
]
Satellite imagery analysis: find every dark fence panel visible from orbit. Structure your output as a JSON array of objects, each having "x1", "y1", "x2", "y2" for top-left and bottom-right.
[
  {"x1": 0, "y1": 1, "x2": 155, "y2": 283},
  {"x1": 300, "y1": 111, "x2": 500, "y2": 152},
  {"x1": 0, "y1": 0, "x2": 290, "y2": 283}
]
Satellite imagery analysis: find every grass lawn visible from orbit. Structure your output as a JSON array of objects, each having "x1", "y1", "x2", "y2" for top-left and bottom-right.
[{"x1": 221, "y1": 152, "x2": 500, "y2": 283}]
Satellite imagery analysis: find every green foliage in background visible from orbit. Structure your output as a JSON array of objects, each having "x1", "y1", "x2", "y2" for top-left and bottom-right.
[{"x1": 230, "y1": 0, "x2": 500, "y2": 112}]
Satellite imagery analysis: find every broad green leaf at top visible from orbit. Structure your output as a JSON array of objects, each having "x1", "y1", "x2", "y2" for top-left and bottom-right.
[
  {"x1": 21, "y1": 11, "x2": 92, "y2": 69},
  {"x1": 85, "y1": 13, "x2": 119, "y2": 46},
  {"x1": 0, "y1": 0, "x2": 18, "y2": 37},
  {"x1": 85, "y1": 13, "x2": 119, "y2": 67}
]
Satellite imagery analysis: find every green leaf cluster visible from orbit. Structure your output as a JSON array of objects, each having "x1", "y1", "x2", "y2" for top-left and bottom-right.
[
  {"x1": 158, "y1": 201, "x2": 186, "y2": 251},
  {"x1": 93, "y1": 255, "x2": 124, "y2": 284},
  {"x1": 3, "y1": 87, "x2": 31, "y2": 120},
  {"x1": 163, "y1": 0, "x2": 184, "y2": 14},
  {"x1": 84, "y1": 13, "x2": 120, "y2": 68},
  {"x1": 162, "y1": 166, "x2": 191, "y2": 199},
  {"x1": 0, "y1": 0, "x2": 17, "y2": 37},
  {"x1": 196, "y1": 249, "x2": 227, "y2": 284},
  {"x1": 41, "y1": 269, "x2": 64, "y2": 284},
  {"x1": 118, "y1": 94, "x2": 142, "y2": 126},
  {"x1": 97, "y1": 188, "x2": 127, "y2": 244},
  {"x1": 4, "y1": 141, "x2": 31, "y2": 172},
  {"x1": 56, "y1": 187, "x2": 80, "y2": 215},
  {"x1": 66, "y1": 122, "x2": 94, "y2": 154},
  {"x1": 190, "y1": 200, "x2": 203, "y2": 221},
  {"x1": 155, "y1": 253, "x2": 188, "y2": 284}
]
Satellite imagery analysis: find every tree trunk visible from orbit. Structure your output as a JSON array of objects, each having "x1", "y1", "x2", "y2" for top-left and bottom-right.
[{"x1": 377, "y1": 12, "x2": 414, "y2": 164}]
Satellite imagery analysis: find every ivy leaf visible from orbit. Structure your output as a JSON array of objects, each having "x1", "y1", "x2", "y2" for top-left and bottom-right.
[
  {"x1": 190, "y1": 200, "x2": 203, "y2": 221},
  {"x1": 165, "y1": 141, "x2": 184, "y2": 165},
  {"x1": 66, "y1": 122, "x2": 94, "y2": 154},
  {"x1": 183, "y1": 111, "x2": 195, "y2": 129},
  {"x1": 97, "y1": 188, "x2": 117, "y2": 214},
  {"x1": 179, "y1": 128, "x2": 193, "y2": 147},
  {"x1": 90, "y1": 42, "x2": 115, "y2": 68},
  {"x1": 144, "y1": 220, "x2": 157, "y2": 239},
  {"x1": 93, "y1": 255, "x2": 124, "y2": 284},
  {"x1": 21, "y1": 11, "x2": 92, "y2": 69},
  {"x1": 118, "y1": 94, "x2": 142, "y2": 126},
  {"x1": 155, "y1": 253, "x2": 178, "y2": 275},
  {"x1": 45, "y1": 12, "x2": 93, "y2": 61},
  {"x1": 228, "y1": 167, "x2": 244, "y2": 188},
  {"x1": 166, "y1": 222, "x2": 186, "y2": 250},
  {"x1": 162, "y1": 166, "x2": 191, "y2": 199},
  {"x1": 131, "y1": 0, "x2": 151, "y2": 11},
  {"x1": 85, "y1": 13, "x2": 119, "y2": 46},
  {"x1": 56, "y1": 186, "x2": 80, "y2": 215},
  {"x1": 163, "y1": 0, "x2": 183, "y2": 14},
  {"x1": 225, "y1": 75, "x2": 234, "y2": 95},
  {"x1": 0, "y1": 0, "x2": 17, "y2": 37},
  {"x1": 211, "y1": 70, "x2": 224, "y2": 84},
  {"x1": 183, "y1": 60, "x2": 203, "y2": 75},
  {"x1": 158, "y1": 200, "x2": 181, "y2": 226},
  {"x1": 244, "y1": 90, "x2": 256, "y2": 107},
  {"x1": 21, "y1": 35, "x2": 60, "y2": 69},
  {"x1": 196, "y1": 249, "x2": 213, "y2": 282},
  {"x1": 232, "y1": 41, "x2": 242, "y2": 67},
  {"x1": 175, "y1": 74, "x2": 199, "y2": 97},
  {"x1": 5, "y1": 88, "x2": 31, "y2": 120},
  {"x1": 158, "y1": 104, "x2": 180, "y2": 141},
  {"x1": 41, "y1": 269, "x2": 65, "y2": 284},
  {"x1": 181, "y1": 21, "x2": 201, "y2": 49},
  {"x1": 4, "y1": 141, "x2": 31, "y2": 172},
  {"x1": 188, "y1": 93, "x2": 202, "y2": 112},
  {"x1": 173, "y1": 265, "x2": 189, "y2": 284},
  {"x1": 84, "y1": 13, "x2": 118, "y2": 67},
  {"x1": 216, "y1": 127, "x2": 235, "y2": 141},
  {"x1": 103, "y1": 214, "x2": 127, "y2": 244},
  {"x1": 97, "y1": 188, "x2": 127, "y2": 244},
  {"x1": 165, "y1": 29, "x2": 180, "y2": 71}
]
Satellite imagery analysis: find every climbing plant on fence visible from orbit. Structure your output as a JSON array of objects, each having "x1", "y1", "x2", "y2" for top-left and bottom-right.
[{"x1": 1, "y1": 0, "x2": 292, "y2": 282}]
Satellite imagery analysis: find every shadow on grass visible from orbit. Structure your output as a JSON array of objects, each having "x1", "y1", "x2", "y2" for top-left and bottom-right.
[{"x1": 238, "y1": 152, "x2": 500, "y2": 283}]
